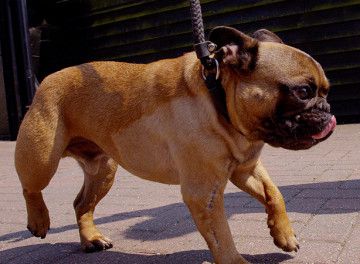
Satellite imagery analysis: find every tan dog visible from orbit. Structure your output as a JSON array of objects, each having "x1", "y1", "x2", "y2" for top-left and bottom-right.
[{"x1": 15, "y1": 27, "x2": 336, "y2": 264}]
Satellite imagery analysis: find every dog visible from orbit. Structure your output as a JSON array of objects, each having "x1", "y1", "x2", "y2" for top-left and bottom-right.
[{"x1": 15, "y1": 26, "x2": 336, "y2": 264}]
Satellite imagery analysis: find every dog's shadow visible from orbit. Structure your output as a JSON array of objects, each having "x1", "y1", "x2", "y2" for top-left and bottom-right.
[
  {"x1": 1, "y1": 179, "x2": 358, "y2": 263},
  {"x1": 106, "y1": 179, "x2": 359, "y2": 242},
  {"x1": 0, "y1": 243, "x2": 293, "y2": 264}
]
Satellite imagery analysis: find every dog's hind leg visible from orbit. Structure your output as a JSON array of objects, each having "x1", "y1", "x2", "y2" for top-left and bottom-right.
[
  {"x1": 230, "y1": 160, "x2": 300, "y2": 253},
  {"x1": 15, "y1": 111, "x2": 67, "y2": 239},
  {"x1": 66, "y1": 139, "x2": 117, "y2": 252}
]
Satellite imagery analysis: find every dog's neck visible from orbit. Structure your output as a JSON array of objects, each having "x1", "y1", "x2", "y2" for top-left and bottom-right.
[
  {"x1": 204, "y1": 75, "x2": 230, "y2": 122},
  {"x1": 184, "y1": 53, "x2": 248, "y2": 137}
]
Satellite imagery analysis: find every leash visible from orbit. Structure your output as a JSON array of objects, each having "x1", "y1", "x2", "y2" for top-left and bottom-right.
[{"x1": 189, "y1": 0, "x2": 229, "y2": 121}]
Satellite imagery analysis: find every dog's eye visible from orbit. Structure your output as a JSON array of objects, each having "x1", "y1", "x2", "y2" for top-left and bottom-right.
[{"x1": 294, "y1": 85, "x2": 312, "y2": 100}]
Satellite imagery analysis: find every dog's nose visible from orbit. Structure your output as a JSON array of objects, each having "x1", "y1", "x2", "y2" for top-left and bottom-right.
[{"x1": 315, "y1": 98, "x2": 330, "y2": 112}]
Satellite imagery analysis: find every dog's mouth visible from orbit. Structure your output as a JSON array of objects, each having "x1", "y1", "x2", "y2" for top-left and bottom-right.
[
  {"x1": 262, "y1": 109, "x2": 336, "y2": 150},
  {"x1": 310, "y1": 115, "x2": 337, "y2": 140}
]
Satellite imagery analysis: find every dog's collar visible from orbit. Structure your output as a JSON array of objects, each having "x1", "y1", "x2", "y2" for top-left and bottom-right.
[
  {"x1": 201, "y1": 58, "x2": 230, "y2": 122},
  {"x1": 189, "y1": 1, "x2": 229, "y2": 122}
]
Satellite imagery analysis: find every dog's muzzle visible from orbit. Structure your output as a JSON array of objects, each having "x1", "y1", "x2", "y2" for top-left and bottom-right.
[{"x1": 262, "y1": 98, "x2": 336, "y2": 150}]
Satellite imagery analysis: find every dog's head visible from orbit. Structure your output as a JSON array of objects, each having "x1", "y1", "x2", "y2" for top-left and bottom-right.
[{"x1": 209, "y1": 26, "x2": 336, "y2": 150}]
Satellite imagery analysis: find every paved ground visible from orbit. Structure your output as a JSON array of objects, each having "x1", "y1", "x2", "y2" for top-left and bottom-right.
[{"x1": 0, "y1": 124, "x2": 359, "y2": 264}]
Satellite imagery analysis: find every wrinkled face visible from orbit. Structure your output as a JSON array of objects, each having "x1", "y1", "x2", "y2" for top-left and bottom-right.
[
  {"x1": 247, "y1": 42, "x2": 336, "y2": 150},
  {"x1": 209, "y1": 27, "x2": 336, "y2": 150}
]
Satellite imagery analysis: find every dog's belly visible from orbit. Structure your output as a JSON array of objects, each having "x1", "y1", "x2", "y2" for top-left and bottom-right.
[
  {"x1": 109, "y1": 117, "x2": 180, "y2": 185},
  {"x1": 99, "y1": 96, "x2": 235, "y2": 185}
]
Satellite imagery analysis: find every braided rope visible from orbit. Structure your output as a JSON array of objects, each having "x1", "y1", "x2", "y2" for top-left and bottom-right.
[
  {"x1": 189, "y1": 0, "x2": 228, "y2": 120},
  {"x1": 189, "y1": 0, "x2": 205, "y2": 44}
]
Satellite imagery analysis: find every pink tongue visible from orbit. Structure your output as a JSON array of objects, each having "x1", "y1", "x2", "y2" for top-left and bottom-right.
[{"x1": 311, "y1": 115, "x2": 337, "y2": 140}]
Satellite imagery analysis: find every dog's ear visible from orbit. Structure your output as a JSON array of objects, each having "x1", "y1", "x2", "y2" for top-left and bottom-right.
[
  {"x1": 209, "y1": 26, "x2": 258, "y2": 71},
  {"x1": 252, "y1": 29, "x2": 283, "y2": 43}
]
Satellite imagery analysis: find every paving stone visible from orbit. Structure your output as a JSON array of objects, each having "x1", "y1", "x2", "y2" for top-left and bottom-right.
[
  {"x1": 337, "y1": 219, "x2": 360, "y2": 264},
  {"x1": 0, "y1": 224, "x2": 31, "y2": 248},
  {"x1": 286, "y1": 198, "x2": 326, "y2": 213},
  {"x1": 297, "y1": 188, "x2": 360, "y2": 199},
  {"x1": 284, "y1": 240, "x2": 342, "y2": 263},
  {"x1": 299, "y1": 212, "x2": 358, "y2": 243},
  {"x1": 323, "y1": 198, "x2": 360, "y2": 211},
  {"x1": 339, "y1": 174, "x2": 360, "y2": 189},
  {"x1": 1, "y1": 124, "x2": 360, "y2": 264}
]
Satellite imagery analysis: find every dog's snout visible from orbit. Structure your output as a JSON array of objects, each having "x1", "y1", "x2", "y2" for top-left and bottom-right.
[{"x1": 315, "y1": 98, "x2": 330, "y2": 113}]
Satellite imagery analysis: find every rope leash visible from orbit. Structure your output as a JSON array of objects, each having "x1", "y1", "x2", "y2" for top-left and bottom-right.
[
  {"x1": 189, "y1": 0, "x2": 229, "y2": 120},
  {"x1": 189, "y1": 0, "x2": 217, "y2": 73}
]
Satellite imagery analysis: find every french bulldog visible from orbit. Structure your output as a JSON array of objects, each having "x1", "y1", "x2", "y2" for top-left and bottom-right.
[{"x1": 15, "y1": 26, "x2": 336, "y2": 264}]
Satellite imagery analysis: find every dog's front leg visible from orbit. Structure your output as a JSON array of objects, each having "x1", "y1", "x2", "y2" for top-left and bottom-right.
[
  {"x1": 230, "y1": 160, "x2": 299, "y2": 252},
  {"x1": 181, "y1": 178, "x2": 249, "y2": 264}
]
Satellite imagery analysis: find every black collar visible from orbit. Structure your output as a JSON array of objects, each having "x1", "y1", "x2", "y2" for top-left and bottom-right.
[
  {"x1": 200, "y1": 57, "x2": 230, "y2": 122},
  {"x1": 204, "y1": 73, "x2": 230, "y2": 122},
  {"x1": 189, "y1": 0, "x2": 230, "y2": 122}
]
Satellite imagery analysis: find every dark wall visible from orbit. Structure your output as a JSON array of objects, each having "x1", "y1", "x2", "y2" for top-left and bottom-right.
[
  {"x1": 36, "y1": 0, "x2": 360, "y2": 122},
  {"x1": 0, "y1": 45, "x2": 10, "y2": 139}
]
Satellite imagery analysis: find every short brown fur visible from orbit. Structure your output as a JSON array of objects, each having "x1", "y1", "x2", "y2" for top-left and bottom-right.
[{"x1": 15, "y1": 27, "x2": 334, "y2": 264}]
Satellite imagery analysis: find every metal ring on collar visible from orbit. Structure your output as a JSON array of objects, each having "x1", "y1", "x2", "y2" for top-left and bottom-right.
[{"x1": 201, "y1": 59, "x2": 220, "y2": 81}]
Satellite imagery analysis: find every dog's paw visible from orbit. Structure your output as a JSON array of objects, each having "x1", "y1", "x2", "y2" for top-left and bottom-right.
[
  {"x1": 27, "y1": 207, "x2": 50, "y2": 239},
  {"x1": 272, "y1": 231, "x2": 299, "y2": 252},
  {"x1": 81, "y1": 235, "x2": 113, "y2": 253},
  {"x1": 268, "y1": 217, "x2": 300, "y2": 252}
]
